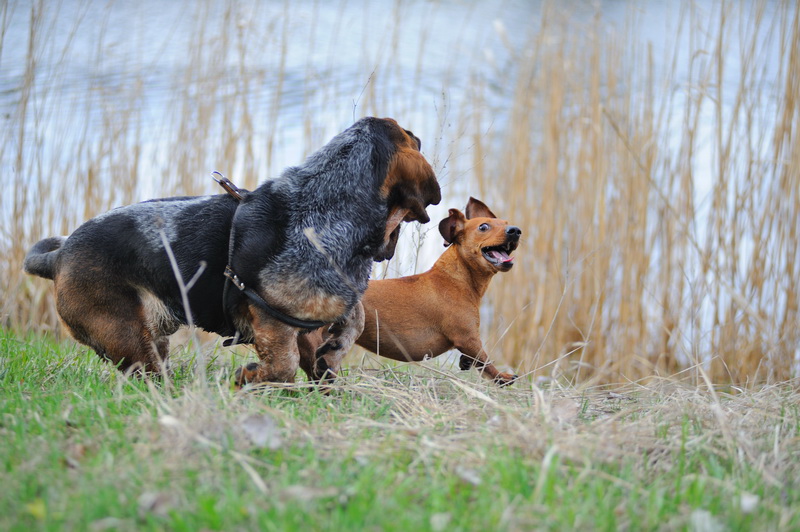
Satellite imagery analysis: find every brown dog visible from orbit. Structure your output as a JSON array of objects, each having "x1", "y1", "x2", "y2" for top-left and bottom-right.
[{"x1": 299, "y1": 197, "x2": 520, "y2": 385}]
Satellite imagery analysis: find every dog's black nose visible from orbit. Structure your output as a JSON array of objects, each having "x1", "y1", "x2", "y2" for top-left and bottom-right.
[{"x1": 506, "y1": 226, "x2": 522, "y2": 237}]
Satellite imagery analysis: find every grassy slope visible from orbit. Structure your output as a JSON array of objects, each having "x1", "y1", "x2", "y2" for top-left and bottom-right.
[{"x1": 1, "y1": 329, "x2": 798, "y2": 531}]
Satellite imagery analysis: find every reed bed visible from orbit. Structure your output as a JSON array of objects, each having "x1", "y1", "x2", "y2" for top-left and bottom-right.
[
  {"x1": 468, "y1": 1, "x2": 800, "y2": 386},
  {"x1": 1, "y1": 0, "x2": 798, "y2": 386}
]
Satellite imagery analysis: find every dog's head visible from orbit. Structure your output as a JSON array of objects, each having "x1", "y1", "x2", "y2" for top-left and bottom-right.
[
  {"x1": 370, "y1": 117, "x2": 441, "y2": 261},
  {"x1": 438, "y1": 197, "x2": 521, "y2": 273}
]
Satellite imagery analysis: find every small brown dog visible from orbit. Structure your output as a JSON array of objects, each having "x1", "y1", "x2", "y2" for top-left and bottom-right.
[{"x1": 299, "y1": 197, "x2": 520, "y2": 385}]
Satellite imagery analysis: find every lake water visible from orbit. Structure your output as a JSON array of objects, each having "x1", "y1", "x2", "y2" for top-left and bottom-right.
[{"x1": 2, "y1": 0, "x2": 783, "y2": 209}]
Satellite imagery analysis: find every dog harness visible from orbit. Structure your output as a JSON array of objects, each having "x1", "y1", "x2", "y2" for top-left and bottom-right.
[{"x1": 215, "y1": 172, "x2": 326, "y2": 345}]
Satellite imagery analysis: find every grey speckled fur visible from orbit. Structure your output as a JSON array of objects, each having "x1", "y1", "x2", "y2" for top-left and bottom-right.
[{"x1": 235, "y1": 118, "x2": 392, "y2": 318}]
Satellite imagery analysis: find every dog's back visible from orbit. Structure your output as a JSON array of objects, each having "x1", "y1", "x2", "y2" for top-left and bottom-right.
[
  {"x1": 24, "y1": 194, "x2": 241, "y2": 372},
  {"x1": 56, "y1": 194, "x2": 240, "y2": 330},
  {"x1": 355, "y1": 272, "x2": 459, "y2": 361}
]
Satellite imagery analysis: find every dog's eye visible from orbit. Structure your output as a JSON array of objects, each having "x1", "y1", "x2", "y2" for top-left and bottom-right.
[{"x1": 478, "y1": 223, "x2": 490, "y2": 232}]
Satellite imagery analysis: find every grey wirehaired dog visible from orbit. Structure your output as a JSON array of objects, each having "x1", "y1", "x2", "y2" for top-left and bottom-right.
[{"x1": 23, "y1": 117, "x2": 441, "y2": 384}]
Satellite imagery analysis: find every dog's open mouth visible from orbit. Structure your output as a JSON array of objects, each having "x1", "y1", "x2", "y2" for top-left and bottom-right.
[
  {"x1": 375, "y1": 209, "x2": 428, "y2": 262},
  {"x1": 482, "y1": 241, "x2": 517, "y2": 268}
]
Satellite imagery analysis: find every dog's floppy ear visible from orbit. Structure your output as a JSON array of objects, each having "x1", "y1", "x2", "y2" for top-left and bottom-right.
[
  {"x1": 386, "y1": 150, "x2": 440, "y2": 224},
  {"x1": 378, "y1": 118, "x2": 441, "y2": 226},
  {"x1": 371, "y1": 118, "x2": 441, "y2": 261},
  {"x1": 439, "y1": 208, "x2": 466, "y2": 246},
  {"x1": 465, "y1": 197, "x2": 497, "y2": 219}
]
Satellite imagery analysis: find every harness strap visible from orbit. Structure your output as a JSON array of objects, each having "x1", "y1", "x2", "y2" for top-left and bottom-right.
[
  {"x1": 224, "y1": 266, "x2": 326, "y2": 331},
  {"x1": 215, "y1": 172, "x2": 325, "y2": 345}
]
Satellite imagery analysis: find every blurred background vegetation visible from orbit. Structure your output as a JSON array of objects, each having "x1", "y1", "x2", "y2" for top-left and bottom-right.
[{"x1": 2, "y1": 0, "x2": 798, "y2": 386}]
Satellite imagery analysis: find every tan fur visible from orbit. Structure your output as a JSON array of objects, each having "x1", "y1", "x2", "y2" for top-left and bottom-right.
[
  {"x1": 260, "y1": 277, "x2": 348, "y2": 324},
  {"x1": 53, "y1": 270, "x2": 171, "y2": 374},
  {"x1": 298, "y1": 303, "x2": 365, "y2": 383},
  {"x1": 381, "y1": 150, "x2": 438, "y2": 224},
  {"x1": 138, "y1": 288, "x2": 181, "y2": 336},
  {"x1": 382, "y1": 208, "x2": 412, "y2": 246},
  {"x1": 235, "y1": 303, "x2": 300, "y2": 385},
  {"x1": 379, "y1": 118, "x2": 439, "y2": 226}
]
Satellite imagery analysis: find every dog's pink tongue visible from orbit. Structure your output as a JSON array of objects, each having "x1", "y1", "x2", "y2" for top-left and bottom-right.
[{"x1": 490, "y1": 250, "x2": 514, "y2": 263}]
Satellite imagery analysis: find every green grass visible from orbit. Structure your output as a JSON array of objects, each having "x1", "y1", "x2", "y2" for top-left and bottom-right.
[{"x1": 1, "y1": 329, "x2": 798, "y2": 531}]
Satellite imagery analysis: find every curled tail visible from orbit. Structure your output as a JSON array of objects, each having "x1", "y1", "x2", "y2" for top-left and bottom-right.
[{"x1": 23, "y1": 236, "x2": 66, "y2": 280}]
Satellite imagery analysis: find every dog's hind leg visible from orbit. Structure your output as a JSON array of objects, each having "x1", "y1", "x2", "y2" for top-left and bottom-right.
[
  {"x1": 55, "y1": 275, "x2": 171, "y2": 374},
  {"x1": 312, "y1": 302, "x2": 364, "y2": 384}
]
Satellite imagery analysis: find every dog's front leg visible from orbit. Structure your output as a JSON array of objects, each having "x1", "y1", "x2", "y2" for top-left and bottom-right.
[
  {"x1": 313, "y1": 302, "x2": 365, "y2": 384},
  {"x1": 235, "y1": 305, "x2": 300, "y2": 385},
  {"x1": 297, "y1": 328, "x2": 325, "y2": 382},
  {"x1": 456, "y1": 337, "x2": 518, "y2": 387}
]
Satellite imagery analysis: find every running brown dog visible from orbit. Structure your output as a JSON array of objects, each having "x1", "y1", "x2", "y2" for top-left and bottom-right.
[
  {"x1": 23, "y1": 117, "x2": 441, "y2": 384},
  {"x1": 298, "y1": 197, "x2": 520, "y2": 385}
]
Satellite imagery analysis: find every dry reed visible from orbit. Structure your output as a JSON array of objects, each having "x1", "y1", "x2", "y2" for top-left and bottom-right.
[{"x1": 469, "y1": 1, "x2": 799, "y2": 385}]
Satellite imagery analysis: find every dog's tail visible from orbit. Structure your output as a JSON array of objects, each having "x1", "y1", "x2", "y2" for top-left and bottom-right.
[{"x1": 23, "y1": 236, "x2": 66, "y2": 280}]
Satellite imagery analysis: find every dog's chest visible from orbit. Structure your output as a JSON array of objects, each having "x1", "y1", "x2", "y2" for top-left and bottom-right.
[{"x1": 259, "y1": 273, "x2": 350, "y2": 323}]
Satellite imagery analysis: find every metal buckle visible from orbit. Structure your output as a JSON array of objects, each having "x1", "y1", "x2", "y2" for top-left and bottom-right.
[{"x1": 224, "y1": 265, "x2": 246, "y2": 291}]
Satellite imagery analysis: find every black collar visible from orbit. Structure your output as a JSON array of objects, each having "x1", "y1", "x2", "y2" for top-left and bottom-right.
[{"x1": 223, "y1": 265, "x2": 326, "y2": 331}]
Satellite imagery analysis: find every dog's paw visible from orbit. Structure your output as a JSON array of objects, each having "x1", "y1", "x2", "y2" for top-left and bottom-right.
[
  {"x1": 312, "y1": 356, "x2": 338, "y2": 385},
  {"x1": 233, "y1": 362, "x2": 261, "y2": 388},
  {"x1": 493, "y1": 373, "x2": 518, "y2": 387}
]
